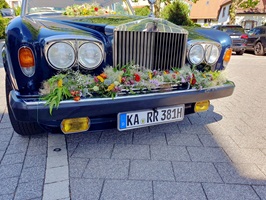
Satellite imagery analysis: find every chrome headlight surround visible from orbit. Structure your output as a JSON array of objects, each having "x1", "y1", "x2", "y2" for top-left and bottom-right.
[
  {"x1": 44, "y1": 36, "x2": 104, "y2": 70},
  {"x1": 187, "y1": 41, "x2": 222, "y2": 66},
  {"x1": 188, "y1": 44, "x2": 204, "y2": 65},
  {"x1": 78, "y1": 42, "x2": 104, "y2": 70},
  {"x1": 47, "y1": 42, "x2": 75, "y2": 70}
]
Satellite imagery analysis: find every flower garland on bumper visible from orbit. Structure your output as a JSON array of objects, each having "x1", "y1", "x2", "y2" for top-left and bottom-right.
[{"x1": 40, "y1": 65, "x2": 228, "y2": 114}]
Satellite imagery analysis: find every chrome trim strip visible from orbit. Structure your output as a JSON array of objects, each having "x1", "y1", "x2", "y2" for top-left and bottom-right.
[{"x1": 22, "y1": 83, "x2": 234, "y2": 106}]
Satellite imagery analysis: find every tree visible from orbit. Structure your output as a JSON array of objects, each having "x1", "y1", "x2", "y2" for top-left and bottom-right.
[
  {"x1": 0, "y1": 0, "x2": 10, "y2": 9},
  {"x1": 160, "y1": 0, "x2": 195, "y2": 26},
  {"x1": 229, "y1": 0, "x2": 260, "y2": 24}
]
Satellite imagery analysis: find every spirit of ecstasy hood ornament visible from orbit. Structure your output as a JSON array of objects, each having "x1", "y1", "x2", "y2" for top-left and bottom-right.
[{"x1": 148, "y1": 0, "x2": 156, "y2": 17}]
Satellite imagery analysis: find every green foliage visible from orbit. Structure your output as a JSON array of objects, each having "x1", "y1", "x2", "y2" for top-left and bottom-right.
[
  {"x1": 230, "y1": 0, "x2": 260, "y2": 24},
  {"x1": 14, "y1": 6, "x2": 21, "y2": 16},
  {"x1": 0, "y1": 17, "x2": 9, "y2": 39},
  {"x1": 134, "y1": 6, "x2": 150, "y2": 16},
  {"x1": 160, "y1": 0, "x2": 195, "y2": 26},
  {"x1": 0, "y1": 0, "x2": 9, "y2": 9}
]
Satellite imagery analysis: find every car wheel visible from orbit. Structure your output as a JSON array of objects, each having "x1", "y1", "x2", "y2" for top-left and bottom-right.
[
  {"x1": 235, "y1": 50, "x2": 244, "y2": 55},
  {"x1": 5, "y1": 76, "x2": 45, "y2": 135},
  {"x1": 254, "y1": 42, "x2": 265, "y2": 56}
]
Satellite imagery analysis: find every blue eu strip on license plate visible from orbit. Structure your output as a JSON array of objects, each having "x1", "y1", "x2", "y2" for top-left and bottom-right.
[{"x1": 118, "y1": 105, "x2": 184, "y2": 131}]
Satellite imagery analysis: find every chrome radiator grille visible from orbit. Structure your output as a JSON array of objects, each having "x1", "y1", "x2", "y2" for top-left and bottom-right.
[{"x1": 113, "y1": 31, "x2": 188, "y2": 70}]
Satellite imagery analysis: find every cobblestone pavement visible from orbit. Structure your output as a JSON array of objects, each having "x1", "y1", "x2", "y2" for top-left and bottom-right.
[{"x1": 0, "y1": 53, "x2": 266, "y2": 200}]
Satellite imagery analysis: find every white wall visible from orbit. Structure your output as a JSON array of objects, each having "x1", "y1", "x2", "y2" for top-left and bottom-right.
[
  {"x1": 236, "y1": 14, "x2": 266, "y2": 27},
  {"x1": 5, "y1": 0, "x2": 21, "y2": 8},
  {"x1": 218, "y1": 4, "x2": 230, "y2": 24}
]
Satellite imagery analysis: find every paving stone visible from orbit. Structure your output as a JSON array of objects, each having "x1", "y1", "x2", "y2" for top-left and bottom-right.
[
  {"x1": 188, "y1": 113, "x2": 217, "y2": 125},
  {"x1": 29, "y1": 135, "x2": 47, "y2": 147},
  {"x1": 224, "y1": 148, "x2": 266, "y2": 164},
  {"x1": 14, "y1": 180, "x2": 43, "y2": 200},
  {"x1": 45, "y1": 166, "x2": 69, "y2": 183},
  {"x1": 27, "y1": 145, "x2": 47, "y2": 156},
  {"x1": 166, "y1": 133, "x2": 202, "y2": 146},
  {"x1": 70, "y1": 178, "x2": 103, "y2": 200},
  {"x1": 0, "y1": 163, "x2": 23, "y2": 179},
  {"x1": 66, "y1": 131, "x2": 101, "y2": 144},
  {"x1": 198, "y1": 134, "x2": 222, "y2": 147},
  {"x1": 83, "y1": 159, "x2": 129, "y2": 179},
  {"x1": 71, "y1": 144, "x2": 113, "y2": 159},
  {"x1": 0, "y1": 122, "x2": 13, "y2": 129},
  {"x1": 172, "y1": 161, "x2": 223, "y2": 183},
  {"x1": 43, "y1": 180, "x2": 69, "y2": 200},
  {"x1": 99, "y1": 129, "x2": 133, "y2": 144},
  {"x1": 0, "y1": 141, "x2": 8, "y2": 151},
  {"x1": 203, "y1": 183, "x2": 260, "y2": 200},
  {"x1": 47, "y1": 145, "x2": 67, "y2": 158},
  {"x1": 230, "y1": 135, "x2": 266, "y2": 149},
  {"x1": 47, "y1": 155, "x2": 68, "y2": 168},
  {"x1": 20, "y1": 166, "x2": 45, "y2": 183},
  {"x1": 133, "y1": 131, "x2": 167, "y2": 145},
  {"x1": 150, "y1": 145, "x2": 190, "y2": 161},
  {"x1": 153, "y1": 181, "x2": 206, "y2": 200},
  {"x1": 24, "y1": 154, "x2": 46, "y2": 168},
  {"x1": 0, "y1": 194, "x2": 14, "y2": 200},
  {"x1": 129, "y1": 160, "x2": 175, "y2": 181},
  {"x1": 0, "y1": 177, "x2": 18, "y2": 195},
  {"x1": 253, "y1": 185, "x2": 266, "y2": 200},
  {"x1": 112, "y1": 144, "x2": 150, "y2": 160},
  {"x1": 69, "y1": 158, "x2": 88, "y2": 178},
  {"x1": 215, "y1": 162, "x2": 266, "y2": 185},
  {"x1": 187, "y1": 147, "x2": 230, "y2": 162},
  {"x1": 1, "y1": 152, "x2": 25, "y2": 165},
  {"x1": 0, "y1": 151, "x2": 4, "y2": 160},
  {"x1": 6, "y1": 143, "x2": 28, "y2": 154},
  {"x1": 10, "y1": 134, "x2": 29, "y2": 145},
  {"x1": 178, "y1": 124, "x2": 210, "y2": 135},
  {"x1": 101, "y1": 180, "x2": 152, "y2": 200},
  {"x1": 149, "y1": 123, "x2": 180, "y2": 134}
]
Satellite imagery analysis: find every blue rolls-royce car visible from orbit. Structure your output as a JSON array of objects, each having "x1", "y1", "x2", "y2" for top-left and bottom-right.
[{"x1": 2, "y1": 0, "x2": 235, "y2": 135}]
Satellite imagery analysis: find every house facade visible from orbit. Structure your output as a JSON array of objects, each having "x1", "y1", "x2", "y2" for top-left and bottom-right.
[{"x1": 5, "y1": 0, "x2": 21, "y2": 8}]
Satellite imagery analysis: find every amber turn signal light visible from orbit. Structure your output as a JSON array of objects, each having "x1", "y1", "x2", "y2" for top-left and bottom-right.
[
  {"x1": 194, "y1": 100, "x2": 210, "y2": 113},
  {"x1": 61, "y1": 117, "x2": 90, "y2": 134},
  {"x1": 19, "y1": 47, "x2": 35, "y2": 68}
]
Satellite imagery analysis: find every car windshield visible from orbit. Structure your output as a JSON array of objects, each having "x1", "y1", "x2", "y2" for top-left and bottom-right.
[
  {"x1": 221, "y1": 26, "x2": 245, "y2": 34},
  {"x1": 25, "y1": 0, "x2": 134, "y2": 16}
]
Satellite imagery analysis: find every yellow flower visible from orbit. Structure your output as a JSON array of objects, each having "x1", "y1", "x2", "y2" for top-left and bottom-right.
[
  {"x1": 118, "y1": 75, "x2": 122, "y2": 83},
  {"x1": 202, "y1": 74, "x2": 206, "y2": 78},
  {"x1": 57, "y1": 79, "x2": 63, "y2": 87},
  {"x1": 97, "y1": 75, "x2": 104, "y2": 82},
  {"x1": 148, "y1": 72, "x2": 152, "y2": 80},
  {"x1": 107, "y1": 83, "x2": 115, "y2": 91}
]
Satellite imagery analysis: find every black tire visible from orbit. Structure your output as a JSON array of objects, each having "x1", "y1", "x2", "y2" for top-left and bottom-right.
[
  {"x1": 235, "y1": 50, "x2": 244, "y2": 55},
  {"x1": 254, "y1": 42, "x2": 265, "y2": 56},
  {"x1": 5, "y1": 76, "x2": 45, "y2": 135}
]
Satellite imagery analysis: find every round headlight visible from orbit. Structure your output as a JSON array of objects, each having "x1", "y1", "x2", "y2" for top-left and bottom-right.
[
  {"x1": 47, "y1": 42, "x2": 75, "y2": 69},
  {"x1": 188, "y1": 44, "x2": 204, "y2": 65},
  {"x1": 78, "y1": 42, "x2": 103, "y2": 70},
  {"x1": 205, "y1": 45, "x2": 220, "y2": 64}
]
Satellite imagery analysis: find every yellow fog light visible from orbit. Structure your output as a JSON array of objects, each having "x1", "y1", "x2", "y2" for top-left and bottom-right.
[
  {"x1": 61, "y1": 117, "x2": 90, "y2": 134},
  {"x1": 194, "y1": 100, "x2": 210, "y2": 113}
]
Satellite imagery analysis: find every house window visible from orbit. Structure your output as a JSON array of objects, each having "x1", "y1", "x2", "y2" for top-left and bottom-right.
[{"x1": 222, "y1": 7, "x2": 226, "y2": 17}]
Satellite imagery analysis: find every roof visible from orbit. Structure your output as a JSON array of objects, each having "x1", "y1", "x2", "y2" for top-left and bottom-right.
[{"x1": 188, "y1": 0, "x2": 224, "y2": 20}]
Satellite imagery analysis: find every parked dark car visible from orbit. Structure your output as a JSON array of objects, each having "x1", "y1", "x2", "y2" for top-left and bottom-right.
[
  {"x1": 0, "y1": 8, "x2": 15, "y2": 18},
  {"x1": 2, "y1": 0, "x2": 235, "y2": 135},
  {"x1": 246, "y1": 26, "x2": 266, "y2": 56},
  {"x1": 211, "y1": 25, "x2": 248, "y2": 55}
]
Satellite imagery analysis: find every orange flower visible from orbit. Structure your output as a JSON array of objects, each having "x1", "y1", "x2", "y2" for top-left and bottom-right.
[
  {"x1": 100, "y1": 73, "x2": 107, "y2": 79},
  {"x1": 73, "y1": 96, "x2": 80, "y2": 101}
]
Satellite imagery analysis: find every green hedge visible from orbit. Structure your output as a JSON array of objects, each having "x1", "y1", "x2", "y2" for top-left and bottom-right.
[
  {"x1": 0, "y1": 17, "x2": 9, "y2": 39},
  {"x1": 134, "y1": 6, "x2": 150, "y2": 16}
]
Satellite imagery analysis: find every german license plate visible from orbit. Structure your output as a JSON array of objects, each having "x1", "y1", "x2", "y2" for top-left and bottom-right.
[{"x1": 118, "y1": 105, "x2": 184, "y2": 131}]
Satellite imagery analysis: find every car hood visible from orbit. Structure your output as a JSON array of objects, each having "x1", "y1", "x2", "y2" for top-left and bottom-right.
[{"x1": 32, "y1": 15, "x2": 188, "y2": 38}]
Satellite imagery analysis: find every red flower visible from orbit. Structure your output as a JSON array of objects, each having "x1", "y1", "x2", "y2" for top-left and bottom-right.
[
  {"x1": 134, "y1": 74, "x2": 141, "y2": 82},
  {"x1": 191, "y1": 74, "x2": 197, "y2": 85},
  {"x1": 94, "y1": 7, "x2": 98, "y2": 12},
  {"x1": 105, "y1": 11, "x2": 108, "y2": 14}
]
